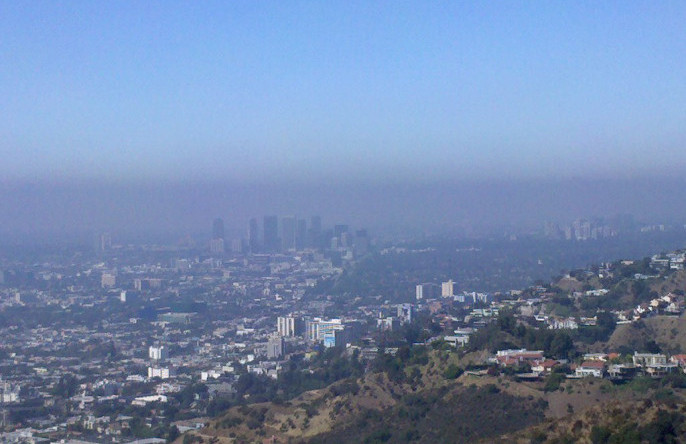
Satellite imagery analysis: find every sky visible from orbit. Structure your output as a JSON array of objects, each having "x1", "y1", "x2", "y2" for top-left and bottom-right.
[{"x1": 1, "y1": 2, "x2": 686, "y2": 239}]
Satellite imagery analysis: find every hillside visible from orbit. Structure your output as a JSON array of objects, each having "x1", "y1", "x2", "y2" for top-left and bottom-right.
[
  {"x1": 175, "y1": 255, "x2": 686, "y2": 444},
  {"x1": 176, "y1": 348, "x2": 670, "y2": 444},
  {"x1": 495, "y1": 398, "x2": 686, "y2": 443},
  {"x1": 546, "y1": 267, "x2": 686, "y2": 354},
  {"x1": 177, "y1": 349, "x2": 543, "y2": 443},
  {"x1": 605, "y1": 315, "x2": 686, "y2": 354}
]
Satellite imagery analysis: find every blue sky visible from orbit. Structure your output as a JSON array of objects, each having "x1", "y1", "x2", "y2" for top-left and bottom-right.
[{"x1": 2, "y1": 1, "x2": 685, "y2": 184}]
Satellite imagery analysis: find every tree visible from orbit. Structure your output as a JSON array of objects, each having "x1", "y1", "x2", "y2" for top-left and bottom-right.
[
  {"x1": 590, "y1": 425, "x2": 611, "y2": 444},
  {"x1": 645, "y1": 340, "x2": 662, "y2": 354},
  {"x1": 549, "y1": 332, "x2": 574, "y2": 359},
  {"x1": 443, "y1": 364, "x2": 463, "y2": 380},
  {"x1": 52, "y1": 374, "x2": 79, "y2": 398},
  {"x1": 166, "y1": 425, "x2": 180, "y2": 443},
  {"x1": 640, "y1": 411, "x2": 683, "y2": 443},
  {"x1": 543, "y1": 373, "x2": 565, "y2": 392}
]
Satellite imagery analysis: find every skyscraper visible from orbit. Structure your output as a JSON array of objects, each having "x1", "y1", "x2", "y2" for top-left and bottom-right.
[
  {"x1": 267, "y1": 335, "x2": 285, "y2": 359},
  {"x1": 212, "y1": 218, "x2": 225, "y2": 240},
  {"x1": 281, "y1": 216, "x2": 297, "y2": 251},
  {"x1": 210, "y1": 218, "x2": 225, "y2": 255},
  {"x1": 277, "y1": 315, "x2": 303, "y2": 337},
  {"x1": 309, "y1": 216, "x2": 322, "y2": 248},
  {"x1": 296, "y1": 219, "x2": 307, "y2": 250},
  {"x1": 248, "y1": 217, "x2": 259, "y2": 253},
  {"x1": 263, "y1": 215, "x2": 279, "y2": 253},
  {"x1": 442, "y1": 280, "x2": 455, "y2": 297}
]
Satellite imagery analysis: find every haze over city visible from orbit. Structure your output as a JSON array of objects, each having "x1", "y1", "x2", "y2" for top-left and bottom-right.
[
  {"x1": 2, "y1": 1, "x2": 685, "y2": 239},
  {"x1": 6, "y1": 3, "x2": 686, "y2": 444}
]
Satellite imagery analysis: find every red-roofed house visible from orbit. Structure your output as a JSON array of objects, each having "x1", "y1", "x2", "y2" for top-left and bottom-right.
[
  {"x1": 531, "y1": 359, "x2": 559, "y2": 375},
  {"x1": 575, "y1": 360, "x2": 605, "y2": 378}
]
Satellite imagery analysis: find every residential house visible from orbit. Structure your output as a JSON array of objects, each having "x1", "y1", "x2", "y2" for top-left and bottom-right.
[{"x1": 575, "y1": 361, "x2": 605, "y2": 378}]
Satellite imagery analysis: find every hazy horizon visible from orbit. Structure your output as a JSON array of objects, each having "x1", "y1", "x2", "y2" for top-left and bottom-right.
[
  {"x1": 1, "y1": 175, "x2": 685, "y2": 244},
  {"x1": 2, "y1": 2, "x2": 686, "y2": 242}
]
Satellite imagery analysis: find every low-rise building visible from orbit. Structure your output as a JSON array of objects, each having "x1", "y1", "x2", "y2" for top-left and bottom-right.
[
  {"x1": 632, "y1": 352, "x2": 667, "y2": 367},
  {"x1": 148, "y1": 366, "x2": 175, "y2": 380},
  {"x1": 575, "y1": 361, "x2": 605, "y2": 378}
]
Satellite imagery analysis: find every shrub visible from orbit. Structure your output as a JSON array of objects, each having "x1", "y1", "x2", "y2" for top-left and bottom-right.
[
  {"x1": 443, "y1": 364, "x2": 463, "y2": 380},
  {"x1": 543, "y1": 373, "x2": 565, "y2": 392},
  {"x1": 364, "y1": 428, "x2": 392, "y2": 443}
]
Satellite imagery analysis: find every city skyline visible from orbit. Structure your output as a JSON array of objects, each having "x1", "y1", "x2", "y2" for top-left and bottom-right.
[
  {"x1": 3, "y1": 176, "x2": 686, "y2": 243},
  {"x1": 2, "y1": 3, "x2": 686, "y2": 241}
]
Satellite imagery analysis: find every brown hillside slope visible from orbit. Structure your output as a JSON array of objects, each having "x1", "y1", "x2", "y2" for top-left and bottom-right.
[
  {"x1": 606, "y1": 315, "x2": 686, "y2": 354},
  {"x1": 177, "y1": 365, "x2": 653, "y2": 443},
  {"x1": 493, "y1": 398, "x2": 686, "y2": 444},
  {"x1": 177, "y1": 351, "x2": 550, "y2": 443},
  {"x1": 653, "y1": 269, "x2": 686, "y2": 295}
]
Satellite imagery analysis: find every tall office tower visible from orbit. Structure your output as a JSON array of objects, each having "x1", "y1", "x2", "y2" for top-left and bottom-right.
[
  {"x1": 248, "y1": 218, "x2": 259, "y2": 253},
  {"x1": 416, "y1": 284, "x2": 424, "y2": 300},
  {"x1": 281, "y1": 216, "x2": 297, "y2": 251},
  {"x1": 296, "y1": 219, "x2": 307, "y2": 250},
  {"x1": 209, "y1": 237, "x2": 225, "y2": 254},
  {"x1": 397, "y1": 304, "x2": 413, "y2": 324},
  {"x1": 305, "y1": 319, "x2": 320, "y2": 342},
  {"x1": 277, "y1": 316, "x2": 294, "y2": 337},
  {"x1": 263, "y1": 215, "x2": 279, "y2": 253},
  {"x1": 308, "y1": 216, "x2": 322, "y2": 248},
  {"x1": 441, "y1": 280, "x2": 455, "y2": 297},
  {"x1": 267, "y1": 335, "x2": 285, "y2": 359},
  {"x1": 212, "y1": 218, "x2": 225, "y2": 240},
  {"x1": 277, "y1": 316, "x2": 303, "y2": 337}
]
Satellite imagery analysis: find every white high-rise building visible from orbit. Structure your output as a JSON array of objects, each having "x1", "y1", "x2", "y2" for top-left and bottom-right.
[
  {"x1": 149, "y1": 345, "x2": 168, "y2": 361},
  {"x1": 416, "y1": 284, "x2": 424, "y2": 300},
  {"x1": 441, "y1": 280, "x2": 454, "y2": 297},
  {"x1": 277, "y1": 316, "x2": 295, "y2": 337},
  {"x1": 277, "y1": 316, "x2": 302, "y2": 337}
]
